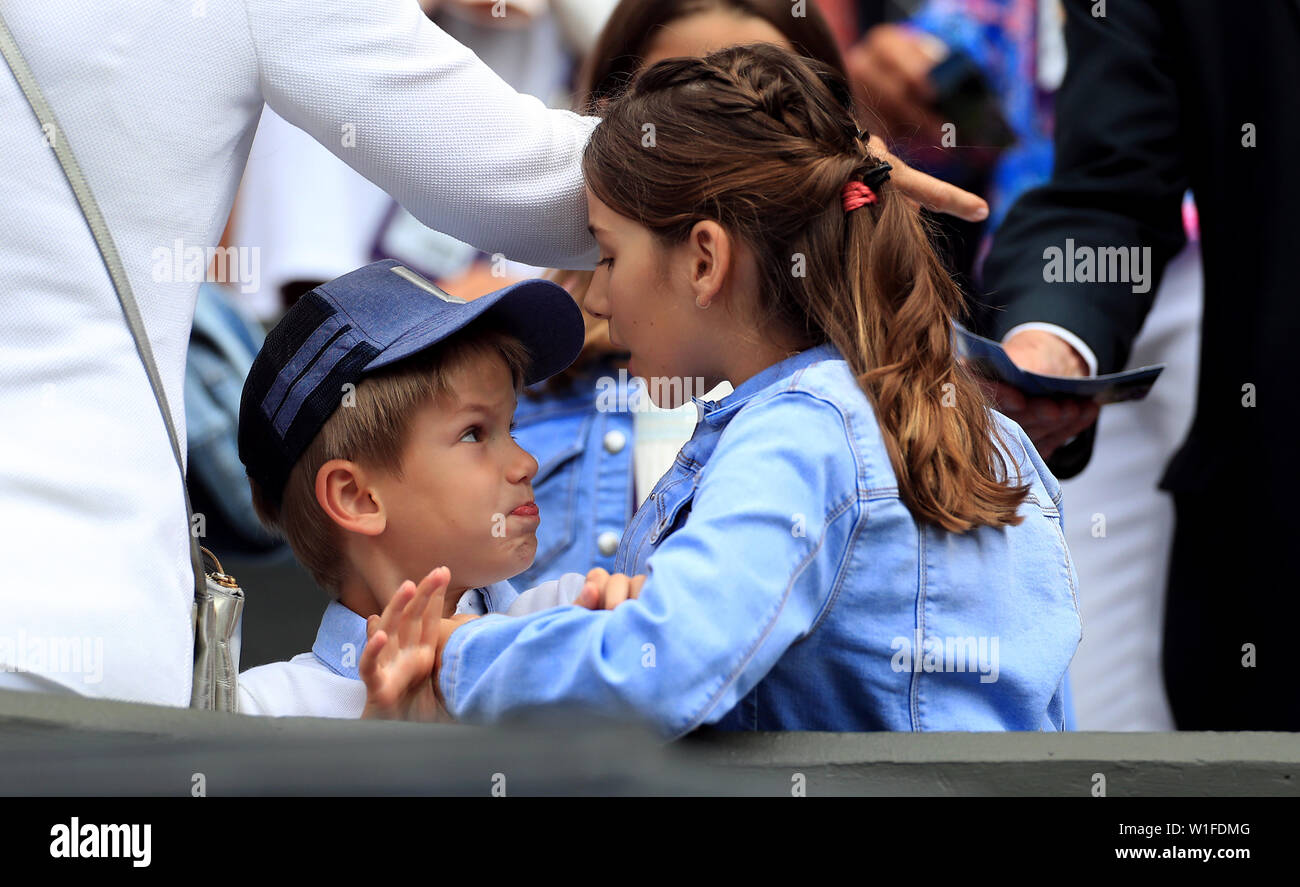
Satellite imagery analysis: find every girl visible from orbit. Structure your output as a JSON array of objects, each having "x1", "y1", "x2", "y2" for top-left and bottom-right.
[
  {"x1": 430, "y1": 43, "x2": 1081, "y2": 735},
  {"x1": 511, "y1": 0, "x2": 853, "y2": 590}
]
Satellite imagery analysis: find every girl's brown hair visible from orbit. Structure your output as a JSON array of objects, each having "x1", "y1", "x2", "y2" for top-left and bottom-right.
[
  {"x1": 582, "y1": 43, "x2": 1029, "y2": 532},
  {"x1": 534, "y1": 0, "x2": 847, "y2": 395}
]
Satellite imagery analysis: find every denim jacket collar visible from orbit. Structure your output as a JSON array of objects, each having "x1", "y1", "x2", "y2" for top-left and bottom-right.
[{"x1": 692, "y1": 342, "x2": 842, "y2": 427}]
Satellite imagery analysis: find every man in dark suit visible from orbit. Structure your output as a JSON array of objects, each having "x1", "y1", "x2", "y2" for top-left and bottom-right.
[{"x1": 976, "y1": 0, "x2": 1299, "y2": 730}]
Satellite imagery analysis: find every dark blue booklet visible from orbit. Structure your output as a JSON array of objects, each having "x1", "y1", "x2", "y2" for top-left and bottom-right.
[{"x1": 953, "y1": 324, "x2": 1165, "y2": 404}]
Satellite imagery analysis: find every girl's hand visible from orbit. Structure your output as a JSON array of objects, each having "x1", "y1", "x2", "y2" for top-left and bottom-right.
[
  {"x1": 574, "y1": 567, "x2": 647, "y2": 610},
  {"x1": 360, "y1": 566, "x2": 451, "y2": 722}
]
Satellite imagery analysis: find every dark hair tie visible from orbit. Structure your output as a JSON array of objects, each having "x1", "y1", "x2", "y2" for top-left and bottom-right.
[{"x1": 863, "y1": 161, "x2": 893, "y2": 190}]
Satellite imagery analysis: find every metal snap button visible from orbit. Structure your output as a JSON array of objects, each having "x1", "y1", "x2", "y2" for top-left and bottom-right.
[{"x1": 602, "y1": 430, "x2": 627, "y2": 454}]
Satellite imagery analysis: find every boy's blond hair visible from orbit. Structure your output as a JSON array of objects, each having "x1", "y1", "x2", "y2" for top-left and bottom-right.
[{"x1": 249, "y1": 320, "x2": 531, "y2": 595}]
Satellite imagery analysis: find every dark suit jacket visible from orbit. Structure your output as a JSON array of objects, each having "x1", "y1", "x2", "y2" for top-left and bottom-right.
[{"x1": 976, "y1": 0, "x2": 1300, "y2": 489}]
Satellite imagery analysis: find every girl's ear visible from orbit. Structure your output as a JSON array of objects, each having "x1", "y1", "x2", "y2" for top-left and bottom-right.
[
  {"x1": 685, "y1": 220, "x2": 732, "y2": 309},
  {"x1": 315, "y1": 459, "x2": 386, "y2": 537}
]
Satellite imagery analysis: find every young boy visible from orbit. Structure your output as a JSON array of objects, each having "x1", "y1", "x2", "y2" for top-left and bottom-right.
[{"x1": 234, "y1": 260, "x2": 641, "y2": 718}]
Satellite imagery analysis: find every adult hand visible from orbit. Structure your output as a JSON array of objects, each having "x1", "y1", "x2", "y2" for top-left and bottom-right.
[
  {"x1": 866, "y1": 132, "x2": 988, "y2": 222},
  {"x1": 845, "y1": 26, "x2": 991, "y2": 222},
  {"x1": 978, "y1": 330, "x2": 1100, "y2": 459},
  {"x1": 846, "y1": 25, "x2": 947, "y2": 150}
]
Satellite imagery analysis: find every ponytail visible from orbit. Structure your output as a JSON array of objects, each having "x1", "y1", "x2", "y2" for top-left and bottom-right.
[{"x1": 828, "y1": 175, "x2": 1030, "y2": 533}]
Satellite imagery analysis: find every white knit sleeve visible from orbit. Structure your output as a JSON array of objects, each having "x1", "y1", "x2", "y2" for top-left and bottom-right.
[{"x1": 242, "y1": 0, "x2": 600, "y2": 270}]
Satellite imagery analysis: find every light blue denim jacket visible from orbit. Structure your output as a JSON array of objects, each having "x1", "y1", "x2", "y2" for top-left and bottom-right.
[{"x1": 439, "y1": 343, "x2": 1082, "y2": 737}]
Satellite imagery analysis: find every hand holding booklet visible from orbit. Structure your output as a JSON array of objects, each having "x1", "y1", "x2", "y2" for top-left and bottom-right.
[{"x1": 953, "y1": 324, "x2": 1164, "y2": 404}]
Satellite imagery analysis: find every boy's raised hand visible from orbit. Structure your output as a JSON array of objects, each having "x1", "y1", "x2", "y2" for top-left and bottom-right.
[
  {"x1": 360, "y1": 565, "x2": 450, "y2": 721},
  {"x1": 574, "y1": 567, "x2": 647, "y2": 610}
]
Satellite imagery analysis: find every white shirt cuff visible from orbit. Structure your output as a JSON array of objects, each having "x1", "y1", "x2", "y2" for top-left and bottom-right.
[{"x1": 1002, "y1": 322, "x2": 1099, "y2": 377}]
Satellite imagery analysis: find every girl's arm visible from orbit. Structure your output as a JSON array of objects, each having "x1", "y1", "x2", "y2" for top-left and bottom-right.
[{"x1": 434, "y1": 392, "x2": 861, "y2": 738}]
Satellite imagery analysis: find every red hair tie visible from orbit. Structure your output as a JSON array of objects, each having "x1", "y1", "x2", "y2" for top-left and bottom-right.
[{"x1": 842, "y1": 180, "x2": 878, "y2": 213}]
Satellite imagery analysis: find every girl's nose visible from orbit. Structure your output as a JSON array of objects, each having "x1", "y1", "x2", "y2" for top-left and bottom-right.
[{"x1": 582, "y1": 279, "x2": 609, "y2": 320}]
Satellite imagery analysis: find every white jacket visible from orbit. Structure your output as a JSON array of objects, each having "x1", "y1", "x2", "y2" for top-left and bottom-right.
[{"x1": 0, "y1": 0, "x2": 599, "y2": 706}]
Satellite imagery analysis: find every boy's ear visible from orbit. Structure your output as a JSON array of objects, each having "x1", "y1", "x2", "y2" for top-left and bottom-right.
[
  {"x1": 684, "y1": 220, "x2": 732, "y2": 310},
  {"x1": 315, "y1": 459, "x2": 385, "y2": 536}
]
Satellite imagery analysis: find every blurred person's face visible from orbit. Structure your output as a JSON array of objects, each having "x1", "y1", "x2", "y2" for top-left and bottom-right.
[
  {"x1": 363, "y1": 350, "x2": 540, "y2": 598},
  {"x1": 640, "y1": 9, "x2": 792, "y2": 68}
]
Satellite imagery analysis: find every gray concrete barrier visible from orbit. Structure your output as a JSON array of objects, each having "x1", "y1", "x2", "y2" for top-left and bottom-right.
[{"x1": 0, "y1": 689, "x2": 1295, "y2": 795}]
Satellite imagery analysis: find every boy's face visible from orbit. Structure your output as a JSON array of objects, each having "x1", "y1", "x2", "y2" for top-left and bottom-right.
[{"x1": 369, "y1": 349, "x2": 540, "y2": 594}]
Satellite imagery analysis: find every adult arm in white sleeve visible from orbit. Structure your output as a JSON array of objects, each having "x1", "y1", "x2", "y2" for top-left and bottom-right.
[{"x1": 242, "y1": 0, "x2": 600, "y2": 270}]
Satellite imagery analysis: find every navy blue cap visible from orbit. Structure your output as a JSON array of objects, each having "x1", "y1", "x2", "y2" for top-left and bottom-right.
[{"x1": 238, "y1": 259, "x2": 585, "y2": 507}]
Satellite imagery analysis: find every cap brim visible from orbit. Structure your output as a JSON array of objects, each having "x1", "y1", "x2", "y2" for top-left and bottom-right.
[{"x1": 363, "y1": 278, "x2": 586, "y2": 386}]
